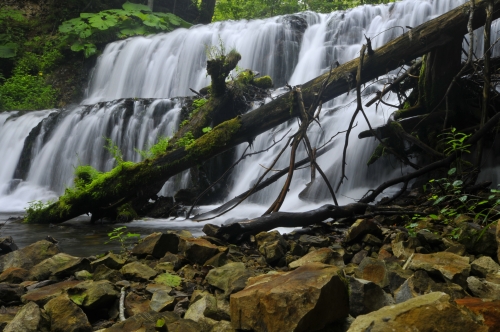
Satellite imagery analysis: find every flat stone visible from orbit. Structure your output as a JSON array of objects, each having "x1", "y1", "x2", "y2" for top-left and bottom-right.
[
  {"x1": 93, "y1": 264, "x2": 123, "y2": 283},
  {"x1": 90, "y1": 252, "x2": 126, "y2": 270},
  {"x1": 74, "y1": 270, "x2": 93, "y2": 281},
  {"x1": 21, "y1": 280, "x2": 82, "y2": 306},
  {"x1": 159, "y1": 252, "x2": 184, "y2": 271},
  {"x1": 467, "y1": 276, "x2": 500, "y2": 300},
  {"x1": 124, "y1": 291, "x2": 151, "y2": 316},
  {"x1": 416, "y1": 230, "x2": 443, "y2": 246},
  {"x1": 179, "y1": 237, "x2": 220, "y2": 265},
  {"x1": 455, "y1": 298, "x2": 500, "y2": 332},
  {"x1": 102, "y1": 310, "x2": 200, "y2": 332},
  {"x1": 120, "y1": 261, "x2": 157, "y2": 281},
  {"x1": 67, "y1": 280, "x2": 119, "y2": 310},
  {"x1": 0, "y1": 284, "x2": 25, "y2": 304},
  {"x1": 394, "y1": 270, "x2": 466, "y2": 303},
  {"x1": 204, "y1": 252, "x2": 228, "y2": 267},
  {"x1": 150, "y1": 290, "x2": 176, "y2": 312},
  {"x1": 206, "y1": 262, "x2": 254, "y2": 297},
  {"x1": 230, "y1": 263, "x2": 349, "y2": 332},
  {"x1": 289, "y1": 247, "x2": 344, "y2": 269},
  {"x1": 350, "y1": 250, "x2": 368, "y2": 265},
  {"x1": 298, "y1": 234, "x2": 329, "y2": 247},
  {"x1": 184, "y1": 292, "x2": 218, "y2": 331},
  {"x1": 131, "y1": 232, "x2": 180, "y2": 258},
  {"x1": 348, "y1": 277, "x2": 394, "y2": 317},
  {"x1": 471, "y1": 256, "x2": 500, "y2": 277},
  {"x1": 408, "y1": 252, "x2": 470, "y2": 288},
  {"x1": 361, "y1": 234, "x2": 382, "y2": 246},
  {"x1": 344, "y1": 219, "x2": 382, "y2": 243},
  {"x1": 29, "y1": 253, "x2": 91, "y2": 281},
  {"x1": 0, "y1": 240, "x2": 60, "y2": 271},
  {"x1": 3, "y1": 301, "x2": 49, "y2": 332},
  {"x1": 44, "y1": 294, "x2": 92, "y2": 332},
  {"x1": 347, "y1": 292, "x2": 487, "y2": 332},
  {"x1": 255, "y1": 231, "x2": 288, "y2": 264},
  {"x1": 0, "y1": 267, "x2": 30, "y2": 283},
  {"x1": 355, "y1": 257, "x2": 389, "y2": 288}
]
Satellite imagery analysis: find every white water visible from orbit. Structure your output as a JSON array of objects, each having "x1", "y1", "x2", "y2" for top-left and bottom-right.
[{"x1": 1, "y1": 0, "x2": 499, "y2": 219}]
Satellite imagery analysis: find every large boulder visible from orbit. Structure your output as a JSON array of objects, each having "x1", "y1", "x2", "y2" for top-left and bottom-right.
[
  {"x1": 347, "y1": 292, "x2": 487, "y2": 332},
  {"x1": 408, "y1": 252, "x2": 470, "y2": 288},
  {"x1": 21, "y1": 280, "x2": 82, "y2": 306},
  {"x1": 470, "y1": 256, "x2": 499, "y2": 277},
  {"x1": 0, "y1": 236, "x2": 18, "y2": 255},
  {"x1": 230, "y1": 263, "x2": 349, "y2": 332},
  {"x1": 3, "y1": 301, "x2": 49, "y2": 332},
  {"x1": 184, "y1": 292, "x2": 218, "y2": 331},
  {"x1": 44, "y1": 294, "x2": 92, "y2": 332},
  {"x1": 131, "y1": 232, "x2": 180, "y2": 258},
  {"x1": 29, "y1": 253, "x2": 91, "y2": 281},
  {"x1": 456, "y1": 298, "x2": 500, "y2": 332},
  {"x1": 205, "y1": 262, "x2": 254, "y2": 297},
  {"x1": 0, "y1": 267, "x2": 30, "y2": 283},
  {"x1": 0, "y1": 240, "x2": 59, "y2": 272}
]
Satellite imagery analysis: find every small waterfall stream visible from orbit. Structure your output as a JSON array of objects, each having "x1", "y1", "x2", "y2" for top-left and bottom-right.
[{"x1": 1, "y1": 0, "x2": 500, "y2": 254}]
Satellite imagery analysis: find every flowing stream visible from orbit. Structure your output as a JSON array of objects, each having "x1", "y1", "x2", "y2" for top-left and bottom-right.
[{"x1": 1, "y1": 0, "x2": 499, "y2": 256}]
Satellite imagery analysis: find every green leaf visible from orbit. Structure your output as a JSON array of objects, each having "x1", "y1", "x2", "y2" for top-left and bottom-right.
[
  {"x1": 154, "y1": 273, "x2": 182, "y2": 287},
  {"x1": 452, "y1": 180, "x2": 463, "y2": 187},
  {"x1": 433, "y1": 196, "x2": 446, "y2": 205},
  {"x1": 459, "y1": 195, "x2": 468, "y2": 202},
  {"x1": 119, "y1": 26, "x2": 148, "y2": 36},
  {"x1": 429, "y1": 214, "x2": 439, "y2": 220},
  {"x1": 122, "y1": 1, "x2": 152, "y2": 12},
  {"x1": 70, "y1": 42, "x2": 85, "y2": 52},
  {"x1": 0, "y1": 42, "x2": 18, "y2": 58},
  {"x1": 447, "y1": 168, "x2": 456, "y2": 176},
  {"x1": 80, "y1": 13, "x2": 95, "y2": 18},
  {"x1": 79, "y1": 29, "x2": 92, "y2": 38},
  {"x1": 89, "y1": 15, "x2": 118, "y2": 30},
  {"x1": 142, "y1": 14, "x2": 161, "y2": 27}
]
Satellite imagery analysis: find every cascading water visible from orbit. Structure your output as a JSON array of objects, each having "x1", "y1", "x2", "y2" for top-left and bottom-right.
[{"x1": 1, "y1": 0, "x2": 499, "y2": 221}]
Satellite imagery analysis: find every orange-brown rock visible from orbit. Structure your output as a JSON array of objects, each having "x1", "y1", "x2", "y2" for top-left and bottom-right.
[
  {"x1": 179, "y1": 237, "x2": 220, "y2": 264},
  {"x1": 0, "y1": 267, "x2": 30, "y2": 284},
  {"x1": 230, "y1": 263, "x2": 349, "y2": 332},
  {"x1": 455, "y1": 298, "x2": 500, "y2": 331},
  {"x1": 408, "y1": 252, "x2": 470, "y2": 287}
]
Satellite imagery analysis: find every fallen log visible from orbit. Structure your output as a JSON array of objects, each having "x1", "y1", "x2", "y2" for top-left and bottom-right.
[{"x1": 27, "y1": 0, "x2": 500, "y2": 224}]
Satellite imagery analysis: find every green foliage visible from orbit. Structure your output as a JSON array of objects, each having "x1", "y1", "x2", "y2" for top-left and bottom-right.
[
  {"x1": 202, "y1": 126, "x2": 212, "y2": 133},
  {"x1": 135, "y1": 135, "x2": 170, "y2": 159},
  {"x1": 438, "y1": 128, "x2": 471, "y2": 156},
  {"x1": 74, "y1": 165, "x2": 102, "y2": 189},
  {"x1": 58, "y1": 1, "x2": 190, "y2": 57},
  {"x1": 0, "y1": 74, "x2": 58, "y2": 110},
  {"x1": 154, "y1": 273, "x2": 182, "y2": 287},
  {"x1": 104, "y1": 137, "x2": 124, "y2": 165},
  {"x1": 176, "y1": 131, "x2": 195, "y2": 148},
  {"x1": 193, "y1": 98, "x2": 208, "y2": 109},
  {"x1": 0, "y1": 8, "x2": 26, "y2": 59},
  {"x1": 213, "y1": 0, "x2": 396, "y2": 21},
  {"x1": 105, "y1": 226, "x2": 141, "y2": 253},
  {"x1": 24, "y1": 200, "x2": 52, "y2": 219}
]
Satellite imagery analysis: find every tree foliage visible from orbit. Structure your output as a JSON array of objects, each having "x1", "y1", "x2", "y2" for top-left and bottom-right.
[
  {"x1": 213, "y1": 0, "x2": 396, "y2": 21},
  {"x1": 58, "y1": 1, "x2": 191, "y2": 57}
]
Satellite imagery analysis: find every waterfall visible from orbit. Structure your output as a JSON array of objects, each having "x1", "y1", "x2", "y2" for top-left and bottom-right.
[{"x1": 1, "y1": 0, "x2": 498, "y2": 215}]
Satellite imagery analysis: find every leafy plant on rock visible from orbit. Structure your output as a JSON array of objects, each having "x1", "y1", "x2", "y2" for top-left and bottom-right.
[
  {"x1": 105, "y1": 226, "x2": 141, "y2": 254},
  {"x1": 58, "y1": 1, "x2": 190, "y2": 58}
]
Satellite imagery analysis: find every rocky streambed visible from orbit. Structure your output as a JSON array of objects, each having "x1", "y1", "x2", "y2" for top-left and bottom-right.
[{"x1": 1, "y1": 207, "x2": 500, "y2": 331}]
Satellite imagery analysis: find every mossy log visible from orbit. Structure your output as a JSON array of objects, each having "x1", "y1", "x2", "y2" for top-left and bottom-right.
[{"x1": 29, "y1": 0, "x2": 500, "y2": 224}]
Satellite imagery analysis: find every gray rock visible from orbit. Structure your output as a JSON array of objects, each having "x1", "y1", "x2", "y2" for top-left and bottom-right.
[
  {"x1": 4, "y1": 301, "x2": 49, "y2": 332},
  {"x1": 0, "y1": 236, "x2": 18, "y2": 255},
  {"x1": 467, "y1": 276, "x2": 500, "y2": 300},
  {"x1": 205, "y1": 262, "x2": 254, "y2": 297},
  {"x1": 29, "y1": 253, "x2": 91, "y2": 281},
  {"x1": 67, "y1": 280, "x2": 119, "y2": 310},
  {"x1": 150, "y1": 289, "x2": 176, "y2": 312},
  {"x1": 289, "y1": 247, "x2": 344, "y2": 269},
  {"x1": 255, "y1": 231, "x2": 288, "y2": 264},
  {"x1": 90, "y1": 252, "x2": 126, "y2": 270},
  {"x1": 471, "y1": 256, "x2": 500, "y2": 277},
  {"x1": 120, "y1": 261, "x2": 157, "y2": 281},
  {"x1": 93, "y1": 264, "x2": 123, "y2": 283},
  {"x1": 131, "y1": 232, "x2": 180, "y2": 258},
  {"x1": 344, "y1": 219, "x2": 382, "y2": 243},
  {"x1": 298, "y1": 235, "x2": 330, "y2": 247},
  {"x1": 416, "y1": 230, "x2": 443, "y2": 246},
  {"x1": 179, "y1": 237, "x2": 221, "y2": 265},
  {"x1": 0, "y1": 240, "x2": 59, "y2": 272},
  {"x1": 350, "y1": 250, "x2": 368, "y2": 265},
  {"x1": 348, "y1": 277, "x2": 394, "y2": 317},
  {"x1": 362, "y1": 234, "x2": 382, "y2": 246}
]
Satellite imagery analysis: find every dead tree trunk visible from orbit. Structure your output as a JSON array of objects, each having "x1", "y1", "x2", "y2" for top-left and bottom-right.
[{"x1": 27, "y1": 0, "x2": 500, "y2": 224}]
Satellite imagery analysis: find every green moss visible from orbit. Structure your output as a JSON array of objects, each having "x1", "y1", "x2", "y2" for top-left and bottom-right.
[
  {"x1": 252, "y1": 75, "x2": 273, "y2": 89},
  {"x1": 367, "y1": 142, "x2": 386, "y2": 166},
  {"x1": 116, "y1": 203, "x2": 138, "y2": 221},
  {"x1": 186, "y1": 117, "x2": 241, "y2": 157},
  {"x1": 69, "y1": 293, "x2": 86, "y2": 306}
]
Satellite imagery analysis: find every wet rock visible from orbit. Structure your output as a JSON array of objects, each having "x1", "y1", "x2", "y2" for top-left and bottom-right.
[
  {"x1": 131, "y1": 232, "x2": 180, "y2": 258},
  {"x1": 0, "y1": 284, "x2": 25, "y2": 305},
  {"x1": 92, "y1": 264, "x2": 123, "y2": 283},
  {"x1": 0, "y1": 236, "x2": 18, "y2": 255},
  {"x1": 385, "y1": 261, "x2": 413, "y2": 294},
  {"x1": 205, "y1": 262, "x2": 254, "y2": 297},
  {"x1": 204, "y1": 252, "x2": 228, "y2": 267},
  {"x1": 159, "y1": 252, "x2": 184, "y2": 271},
  {"x1": 124, "y1": 291, "x2": 150, "y2": 316},
  {"x1": 0, "y1": 267, "x2": 30, "y2": 283},
  {"x1": 0, "y1": 240, "x2": 60, "y2": 271},
  {"x1": 289, "y1": 247, "x2": 344, "y2": 269},
  {"x1": 74, "y1": 270, "x2": 92, "y2": 281},
  {"x1": 394, "y1": 270, "x2": 466, "y2": 303},
  {"x1": 67, "y1": 280, "x2": 119, "y2": 310},
  {"x1": 255, "y1": 231, "x2": 288, "y2": 264},
  {"x1": 29, "y1": 253, "x2": 91, "y2": 281},
  {"x1": 230, "y1": 263, "x2": 349, "y2": 332},
  {"x1": 347, "y1": 292, "x2": 487, "y2": 332},
  {"x1": 348, "y1": 277, "x2": 394, "y2": 317},
  {"x1": 361, "y1": 234, "x2": 382, "y2": 246},
  {"x1": 90, "y1": 252, "x2": 126, "y2": 270},
  {"x1": 471, "y1": 256, "x2": 499, "y2": 277},
  {"x1": 455, "y1": 298, "x2": 500, "y2": 332},
  {"x1": 355, "y1": 257, "x2": 389, "y2": 288},
  {"x1": 150, "y1": 289, "x2": 176, "y2": 312},
  {"x1": 21, "y1": 280, "x2": 82, "y2": 306},
  {"x1": 102, "y1": 311, "x2": 200, "y2": 332},
  {"x1": 467, "y1": 276, "x2": 500, "y2": 300},
  {"x1": 184, "y1": 292, "x2": 218, "y2": 331},
  {"x1": 120, "y1": 261, "x2": 157, "y2": 281},
  {"x1": 44, "y1": 294, "x2": 92, "y2": 332},
  {"x1": 298, "y1": 234, "x2": 329, "y2": 247},
  {"x1": 202, "y1": 224, "x2": 220, "y2": 238},
  {"x1": 344, "y1": 219, "x2": 382, "y2": 243},
  {"x1": 179, "y1": 237, "x2": 220, "y2": 265},
  {"x1": 3, "y1": 301, "x2": 49, "y2": 332},
  {"x1": 350, "y1": 250, "x2": 368, "y2": 265},
  {"x1": 416, "y1": 230, "x2": 443, "y2": 247},
  {"x1": 408, "y1": 252, "x2": 470, "y2": 288}
]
